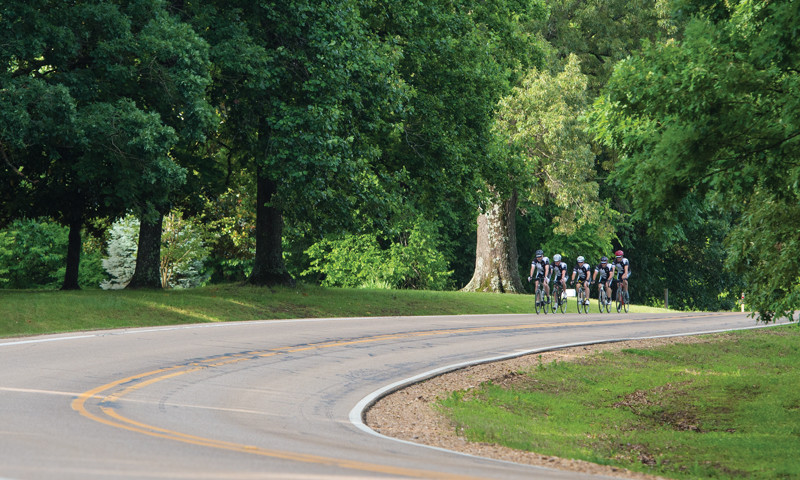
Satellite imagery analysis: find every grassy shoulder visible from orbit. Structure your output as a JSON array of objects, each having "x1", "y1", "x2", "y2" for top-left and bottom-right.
[
  {"x1": 438, "y1": 326, "x2": 800, "y2": 480},
  {"x1": 0, "y1": 283, "x2": 670, "y2": 338}
]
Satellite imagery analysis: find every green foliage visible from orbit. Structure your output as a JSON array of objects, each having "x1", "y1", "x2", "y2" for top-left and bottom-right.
[
  {"x1": 0, "y1": 219, "x2": 68, "y2": 289},
  {"x1": 440, "y1": 327, "x2": 800, "y2": 479},
  {"x1": 534, "y1": 0, "x2": 678, "y2": 96},
  {"x1": 160, "y1": 211, "x2": 212, "y2": 289},
  {"x1": 200, "y1": 185, "x2": 256, "y2": 283},
  {"x1": 304, "y1": 219, "x2": 452, "y2": 290},
  {"x1": 0, "y1": 219, "x2": 104, "y2": 289},
  {"x1": 589, "y1": 0, "x2": 800, "y2": 320}
]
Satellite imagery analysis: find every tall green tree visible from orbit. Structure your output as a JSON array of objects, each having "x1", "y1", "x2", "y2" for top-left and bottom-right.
[
  {"x1": 366, "y1": 0, "x2": 551, "y2": 291},
  {"x1": 589, "y1": 0, "x2": 800, "y2": 321},
  {"x1": 0, "y1": 0, "x2": 212, "y2": 289},
  {"x1": 189, "y1": 0, "x2": 404, "y2": 287},
  {"x1": 463, "y1": 55, "x2": 611, "y2": 292}
]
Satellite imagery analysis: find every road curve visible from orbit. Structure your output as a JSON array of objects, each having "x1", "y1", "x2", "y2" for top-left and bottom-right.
[{"x1": 0, "y1": 311, "x2": 786, "y2": 480}]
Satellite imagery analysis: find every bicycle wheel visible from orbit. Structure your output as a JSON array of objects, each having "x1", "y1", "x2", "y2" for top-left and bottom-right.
[
  {"x1": 542, "y1": 290, "x2": 549, "y2": 314},
  {"x1": 605, "y1": 289, "x2": 612, "y2": 313},
  {"x1": 616, "y1": 287, "x2": 622, "y2": 313},
  {"x1": 581, "y1": 291, "x2": 589, "y2": 313},
  {"x1": 559, "y1": 289, "x2": 567, "y2": 313},
  {"x1": 623, "y1": 288, "x2": 630, "y2": 313},
  {"x1": 575, "y1": 288, "x2": 583, "y2": 314},
  {"x1": 598, "y1": 289, "x2": 605, "y2": 313},
  {"x1": 535, "y1": 287, "x2": 542, "y2": 314},
  {"x1": 550, "y1": 287, "x2": 559, "y2": 313}
]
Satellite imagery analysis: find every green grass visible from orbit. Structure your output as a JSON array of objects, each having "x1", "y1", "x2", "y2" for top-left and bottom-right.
[
  {"x1": 439, "y1": 327, "x2": 800, "y2": 479},
  {"x1": 0, "y1": 283, "x2": 668, "y2": 338}
]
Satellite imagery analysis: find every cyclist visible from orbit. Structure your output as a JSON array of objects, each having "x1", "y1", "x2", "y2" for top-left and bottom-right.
[
  {"x1": 592, "y1": 256, "x2": 614, "y2": 305},
  {"x1": 551, "y1": 254, "x2": 568, "y2": 302},
  {"x1": 527, "y1": 249, "x2": 551, "y2": 303},
  {"x1": 613, "y1": 250, "x2": 630, "y2": 300},
  {"x1": 570, "y1": 256, "x2": 591, "y2": 306}
]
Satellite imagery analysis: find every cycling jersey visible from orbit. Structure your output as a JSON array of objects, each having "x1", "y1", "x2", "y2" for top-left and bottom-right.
[
  {"x1": 595, "y1": 264, "x2": 614, "y2": 281},
  {"x1": 552, "y1": 261, "x2": 568, "y2": 280},
  {"x1": 573, "y1": 263, "x2": 591, "y2": 281},
  {"x1": 614, "y1": 257, "x2": 630, "y2": 280},
  {"x1": 532, "y1": 257, "x2": 550, "y2": 279}
]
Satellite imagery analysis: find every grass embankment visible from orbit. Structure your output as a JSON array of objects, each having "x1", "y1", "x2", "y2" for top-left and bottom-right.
[
  {"x1": 0, "y1": 283, "x2": 669, "y2": 338},
  {"x1": 440, "y1": 326, "x2": 800, "y2": 479}
]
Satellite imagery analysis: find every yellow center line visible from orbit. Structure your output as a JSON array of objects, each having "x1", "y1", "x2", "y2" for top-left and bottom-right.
[{"x1": 72, "y1": 313, "x2": 725, "y2": 479}]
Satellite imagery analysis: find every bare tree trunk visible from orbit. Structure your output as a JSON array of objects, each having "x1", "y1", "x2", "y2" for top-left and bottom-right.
[
  {"x1": 461, "y1": 189, "x2": 525, "y2": 293},
  {"x1": 247, "y1": 167, "x2": 294, "y2": 287},
  {"x1": 127, "y1": 213, "x2": 164, "y2": 289},
  {"x1": 61, "y1": 206, "x2": 83, "y2": 291}
]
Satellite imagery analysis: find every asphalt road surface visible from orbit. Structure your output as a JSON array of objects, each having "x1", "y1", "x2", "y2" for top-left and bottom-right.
[{"x1": 0, "y1": 311, "x2": 788, "y2": 480}]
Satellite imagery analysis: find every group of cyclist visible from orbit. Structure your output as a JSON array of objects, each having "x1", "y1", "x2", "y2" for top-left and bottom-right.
[{"x1": 527, "y1": 249, "x2": 630, "y2": 307}]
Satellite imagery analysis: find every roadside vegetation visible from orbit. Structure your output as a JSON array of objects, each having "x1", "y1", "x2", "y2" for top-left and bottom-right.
[
  {"x1": 439, "y1": 326, "x2": 800, "y2": 479},
  {"x1": 0, "y1": 285, "x2": 672, "y2": 338}
]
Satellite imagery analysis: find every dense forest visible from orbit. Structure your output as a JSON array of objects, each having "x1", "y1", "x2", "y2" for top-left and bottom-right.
[{"x1": 1, "y1": 0, "x2": 797, "y2": 321}]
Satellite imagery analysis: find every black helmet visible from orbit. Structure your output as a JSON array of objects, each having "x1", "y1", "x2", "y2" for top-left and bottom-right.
[
  {"x1": 535, "y1": 249, "x2": 544, "y2": 258},
  {"x1": 601, "y1": 256, "x2": 608, "y2": 263}
]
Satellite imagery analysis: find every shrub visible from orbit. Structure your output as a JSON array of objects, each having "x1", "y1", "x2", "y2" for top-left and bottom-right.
[{"x1": 303, "y1": 219, "x2": 453, "y2": 290}]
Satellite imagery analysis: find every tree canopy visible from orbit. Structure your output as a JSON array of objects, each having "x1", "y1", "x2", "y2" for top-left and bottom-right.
[{"x1": 589, "y1": 0, "x2": 800, "y2": 320}]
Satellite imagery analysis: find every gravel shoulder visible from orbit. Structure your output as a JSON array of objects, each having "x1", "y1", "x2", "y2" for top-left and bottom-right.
[{"x1": 365, "y1": 335, "x2": 717, "y2": 480}]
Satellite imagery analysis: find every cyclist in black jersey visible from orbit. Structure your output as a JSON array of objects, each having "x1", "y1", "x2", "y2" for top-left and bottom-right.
[
  {"x1": 528, "y1": 249, "x2": 551, "y2": 302},
  {"x1": 613, "y1": 250, "x2": 630, "y2": 299},
  {"x1": 570, "y1": 256, "x2": 591, "y2": 306},
  {"x1": 592, "y1": 256, "x2": 614, "y2": 305},
  {"x1": 551, "y1": 254, "x2": 568, "y2": 294}
]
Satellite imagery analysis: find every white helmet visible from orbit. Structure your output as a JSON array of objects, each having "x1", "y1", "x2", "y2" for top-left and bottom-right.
[
  {"x1": 553, "y1": 254, "x2": 562, "y2": 262},
  {"x1": 577, "y1": 256, "x2": 585, "y2": 263}
]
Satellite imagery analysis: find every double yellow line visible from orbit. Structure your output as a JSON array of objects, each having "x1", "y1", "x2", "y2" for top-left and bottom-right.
[{"x1": 71, "y1": 313, "x2": 725, "y2": 478}]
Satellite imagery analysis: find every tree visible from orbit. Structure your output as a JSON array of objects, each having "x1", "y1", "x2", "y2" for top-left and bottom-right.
[
  {"x1": 589, "y1": 0, "x2": 800, "y2": 321},
  {"x1": 101, "y1": 212, "x2": 210, "y2": 289},
  {"x1": 463, "y1": 56, "x2": 611, "y2": 292},
  {"x1": 101, "y1": 216, "x2": 140, "y2": 290},
  {"x1": 367, "y1": 0, "x2": 550, "y2": 290},
  {"x1": 188, "y1": 0, "x2": 404, "y2": 287},
  {"x1": 0, "y1": 0, "x2": 211, "y2": 290}
]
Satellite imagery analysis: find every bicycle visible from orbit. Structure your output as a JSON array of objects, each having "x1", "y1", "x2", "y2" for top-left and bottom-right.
[
  {"x1": 598, "y1": 281, "x2": 612, "y2": 313},
  {"x1": 551, "y1": 281, "x2": 567, "y2": 314},
  {"x1": 615, "y1": 281, "x2": 630, "y2": 313},
  {"x1": 534, "y1": 279, "x2": 550, "y2": 315},
  {"x1": 574, "y1": 280, "x2": 589, "y2": 314}
]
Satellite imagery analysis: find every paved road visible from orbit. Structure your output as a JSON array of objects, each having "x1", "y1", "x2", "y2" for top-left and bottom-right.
[{"x1": 0, "y1": 311, "x2": 787, "y2": 479}]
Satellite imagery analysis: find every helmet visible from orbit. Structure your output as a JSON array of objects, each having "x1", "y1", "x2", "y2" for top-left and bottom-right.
[
  {"x1": 535, "y1": 249, "x2": 543, "y2": 258},
  {"x1": 577, "y1": 256, "x2": 585, "y2": 263},
  {"x1": 615, "y1": 250, "x2": 624, "y2": 258},
  {"x1": 601, "y1": 256, "x2": 608, "y2": 263},
  {"x1": 553, "y1": 254, "x2": 562, "y2": 262}
]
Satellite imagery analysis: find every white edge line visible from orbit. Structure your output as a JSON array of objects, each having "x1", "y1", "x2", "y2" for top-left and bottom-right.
[
  {"x1": 0, "y1": 311, "x2": 760, "y2": 348},
  {"x1": 0, "y1": 313, "x2": 539, "y2": 348},
  {"x1": 348, "y1": 323, "x2": 787, "y2": 463}
]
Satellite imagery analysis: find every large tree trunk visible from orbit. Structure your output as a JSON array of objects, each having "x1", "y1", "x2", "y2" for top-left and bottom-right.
[
  {"x1": 127, "y1": 212, "x2": 164, "y2": 289},
  {"x1": 461, "y1": 189, "x2": 525, "y2": 293},
  {"x1": 248, "y1": 168, "x2": 294, "y2": 287},
  {"x1": 61, "y1": 207, "x2": 83, "y2": 291}
]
